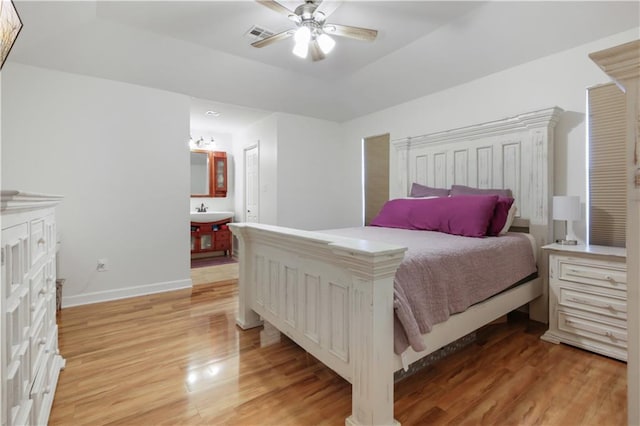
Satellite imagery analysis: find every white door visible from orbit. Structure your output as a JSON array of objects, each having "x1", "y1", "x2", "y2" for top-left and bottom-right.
[{"x1": 244, "y1": 144, "x2": 259, "y2": 223}]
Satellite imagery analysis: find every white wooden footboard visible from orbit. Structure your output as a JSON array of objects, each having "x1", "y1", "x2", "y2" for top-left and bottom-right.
[{"x1": 230, "y1": 223, "x2": 406, "y2": 426}]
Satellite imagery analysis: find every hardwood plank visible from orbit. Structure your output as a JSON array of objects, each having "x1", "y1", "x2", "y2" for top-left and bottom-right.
[{"x1": 50, "y1": 280, "x2": 626, "y2": 425}]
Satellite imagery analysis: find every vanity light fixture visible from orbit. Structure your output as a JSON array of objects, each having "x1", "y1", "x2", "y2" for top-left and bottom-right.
[
  {"x1": 189, "y1": 136, "x2": 215, "y2": 150},
  {"x1": 205, "y1": 110, "x2": 221, "y2": 117}
]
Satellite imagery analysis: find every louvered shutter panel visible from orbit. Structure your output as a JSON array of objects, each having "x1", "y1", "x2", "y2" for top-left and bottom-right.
[
  {"x1": 364, "y1": 134, "x2": 390, "y2": 225},
  {"x1": 588, "y1": 82, "x2": 626, "y2": 247}
]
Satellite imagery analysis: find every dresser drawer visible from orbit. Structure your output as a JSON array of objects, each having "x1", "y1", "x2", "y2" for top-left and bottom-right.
[
  {"x1": 6, "y1": 285, "x2": 30, "y2": 367},
  {"x1": 6, "y1": 343, "x2": 32, "y2": 426},
  {"x1": 558, "y1": 286, "x2": 626, "y2": 320},
  {"x1": 3, "y1": 222, "x2": 29, "y2": 300},
  {"x1": 555, "y1": 256, "x2": 626, "y2": 291},
  {"x1": 29, "y1": 263, "x2": 48, "y2": 323},
  {"x1": 31, "y1": 328, "x2": 59, "y2": 424},
  {"x1": 30, "y1": 309, "x2": 47, "y2": 380},
  {"x1": 558, "y1": 310, "x2": 627, "y2": 348},
  {"x1": 30, "y1": 217, "x2": 48, "y2": 268},
  {"x1": 30, "y1": 344, "x2": 54, "y2": 426}
]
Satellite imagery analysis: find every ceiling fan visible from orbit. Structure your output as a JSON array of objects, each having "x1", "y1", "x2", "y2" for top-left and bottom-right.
[{"x1": 252, "y1": 0, "x2": 378, "y2": 61}]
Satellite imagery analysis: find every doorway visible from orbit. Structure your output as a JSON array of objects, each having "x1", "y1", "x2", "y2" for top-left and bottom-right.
[{"x1": 244, "y1": 143, "x2": 260, "y2": 223}]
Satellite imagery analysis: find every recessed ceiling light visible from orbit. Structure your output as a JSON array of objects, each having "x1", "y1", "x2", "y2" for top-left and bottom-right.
[{"x1": 205, "y1": 110, "x2": 221, "y2": 117}]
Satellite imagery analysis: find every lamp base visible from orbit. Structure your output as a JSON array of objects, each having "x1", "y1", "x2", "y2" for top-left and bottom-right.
[{"x1": 556, "y1": 238, "x2": 578, "y2": 245}]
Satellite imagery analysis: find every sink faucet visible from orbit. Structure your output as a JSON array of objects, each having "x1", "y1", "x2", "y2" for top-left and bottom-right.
[{"x1": 196, "y1": 203, "x2": 208, "y2": 212}]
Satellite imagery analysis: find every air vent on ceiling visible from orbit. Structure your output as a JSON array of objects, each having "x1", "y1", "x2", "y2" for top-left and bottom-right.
[{"x1": 245, "y1": 25, "x2": 275, "y2": 43}]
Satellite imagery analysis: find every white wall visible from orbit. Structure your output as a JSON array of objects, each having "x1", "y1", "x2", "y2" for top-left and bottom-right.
[
  {"x1": 343, "y1": 28, "x2": 640, "y2": 243},
  {"x1": 233, "y1": 113, "x2": 351, "y2": 231},
  {"x1": 276, "y1": 113, "x2": 351, "y2": 230},
  {"x1": 2, "y1": 63, "x2": 192, "y2": 306}
]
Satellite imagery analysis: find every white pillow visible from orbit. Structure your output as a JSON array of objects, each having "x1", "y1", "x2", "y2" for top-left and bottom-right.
[{"x1": 499, "y1": 204, "x2": 518, "y2": 235}]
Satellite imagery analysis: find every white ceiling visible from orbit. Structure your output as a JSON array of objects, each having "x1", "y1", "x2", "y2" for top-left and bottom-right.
[{"x1": 8, "y1": 1, "x2": 640, "y2": 132}]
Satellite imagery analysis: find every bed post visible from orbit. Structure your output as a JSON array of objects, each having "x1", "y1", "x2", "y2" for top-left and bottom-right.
[
  {"x1": 331, "y1": 242, "x2": 405, "y2": 426},
  {"x1": 230, "y1": 224, "x2": 263, "y2": 329},
  {"x1": 520, "y1": 107, "x2": 563, "y2": 323}
]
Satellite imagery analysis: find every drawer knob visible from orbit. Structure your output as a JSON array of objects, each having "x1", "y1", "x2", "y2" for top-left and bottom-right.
[
  {"x1": 39, "y1": 337, "x2": 46, "y2": 345},
  {"x1": 606, "y1": 331, "x2": 614, "y2": 338},
  {"x1": 44, "y1": 386, "x2": 51, "y2": 394},
  {"x1": 38, "y1": 238, "x2": 46, "y2": 246},
  {"x1": 31, "y1": 303, "x2": 36, "y2": 312},
  {"x1": 604, "y1": 275, "x2": 618, "y2": 284}
]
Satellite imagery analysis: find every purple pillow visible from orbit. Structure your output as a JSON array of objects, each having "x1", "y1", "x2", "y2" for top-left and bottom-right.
[
  {"x1": 370, "y1": 195, "x2": 499, "y2": 237},
  {"x1": 487, "y1": 197, "x2": 515, "y2": 236},
  {"x1": 409, "y1": 183, "x2": 450, "y2": 198},
  {"x1": 450, "y1": 184, "x2": 512, "y2": 198}
]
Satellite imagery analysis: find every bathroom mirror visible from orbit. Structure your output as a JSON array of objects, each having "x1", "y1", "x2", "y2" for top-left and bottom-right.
[{"x1": 190, "y1": 150, "x2": 213, "y2": 197}]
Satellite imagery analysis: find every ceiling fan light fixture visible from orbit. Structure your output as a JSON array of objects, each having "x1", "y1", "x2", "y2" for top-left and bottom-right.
[
  {"x1": 317, "y1": 33, "x2": 335, "y2": 54},
  {"x1": 315, "y1": 11, "x2": 327, "y2": 23},
  {"x1": 253, "y1": 0, "x2": 377, "y2": 62},
  {"x1": 292, "y1": 40, "x2": 309, "y2": 58},
  {"x1": 294, "y1": 26, "x2": 311, "y2": 44}
]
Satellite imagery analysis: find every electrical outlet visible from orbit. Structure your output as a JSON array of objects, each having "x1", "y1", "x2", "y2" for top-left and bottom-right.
[{"x1": 97, "y1": 258, "x2": 109, "y2": 272}]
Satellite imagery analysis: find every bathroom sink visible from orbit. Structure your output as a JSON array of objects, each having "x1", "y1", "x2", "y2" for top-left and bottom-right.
[{"x1": 190, "y1": 211, "x2": 234, "y2": 222}]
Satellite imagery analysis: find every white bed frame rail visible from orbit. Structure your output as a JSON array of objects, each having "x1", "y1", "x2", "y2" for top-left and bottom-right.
[{"x1": 230, "y1": 107, "x2": 563, "y2": 425}]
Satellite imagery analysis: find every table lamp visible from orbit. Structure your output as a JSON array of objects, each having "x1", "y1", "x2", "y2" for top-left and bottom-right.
[{"x1": 553, "y1": 195, "x2": 581, "y2": 245}]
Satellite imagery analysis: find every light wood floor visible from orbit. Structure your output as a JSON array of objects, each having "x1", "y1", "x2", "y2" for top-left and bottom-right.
[
  {"x1": 50, "y1": 272, "x2": 626, "y2": 425},
  {"x1": 191, "y1": 262, "x2": 238, "y2": 285}
]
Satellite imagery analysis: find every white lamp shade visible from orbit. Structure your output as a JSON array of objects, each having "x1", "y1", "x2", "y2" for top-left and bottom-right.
[{"x1": 553, "y1": 196, "x2": 581, "y2": 221}]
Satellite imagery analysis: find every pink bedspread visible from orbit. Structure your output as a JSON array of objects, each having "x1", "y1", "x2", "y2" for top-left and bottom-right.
[{"x1": 320, "y1": 227, "x2": 537, "y2": 354}]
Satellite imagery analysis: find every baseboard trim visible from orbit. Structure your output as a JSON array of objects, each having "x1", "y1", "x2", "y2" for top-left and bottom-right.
[{"x1": 61, "y1": 279, "x2": 193, "y2": 308}]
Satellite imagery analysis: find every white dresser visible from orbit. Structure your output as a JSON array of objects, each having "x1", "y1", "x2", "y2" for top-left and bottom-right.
[
  {"x1": 541, "y1": 243, "x2": 627, "y2": 361},
  {"x1": 1, "y1": 191, "x2": 64, "y2": 426}
]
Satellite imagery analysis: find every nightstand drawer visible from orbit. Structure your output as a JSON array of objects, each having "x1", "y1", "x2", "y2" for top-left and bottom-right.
[
  {"x1": 558, "y1": 287, "x2": 626, "y2": 320},
  {"x1": 556, "y1": 257, "x2": 626, "y2": 291},
  {"x1": 558, "y1": 310, "x2": 627, "y2": 348}
]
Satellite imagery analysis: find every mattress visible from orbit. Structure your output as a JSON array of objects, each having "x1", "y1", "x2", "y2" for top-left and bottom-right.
[{"x1": 320, "y1": 227, "x2": 537, "y2": 354}]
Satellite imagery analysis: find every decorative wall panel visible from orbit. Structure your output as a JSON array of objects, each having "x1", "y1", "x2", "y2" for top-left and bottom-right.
[
  {"x1": 329, "y1": 281, "x2": 349, "y2": 362},
  {"x1": 268, "y1": 260, "x2": 279, "y2": 315},
  {"x1": 304, "y1": 273, "x2": 320, "y2": 344},
  {"x1": 284, "y1": 266, "x2": 297, "y2": 327}
]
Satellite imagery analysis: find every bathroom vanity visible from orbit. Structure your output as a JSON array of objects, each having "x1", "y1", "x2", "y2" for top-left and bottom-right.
[{"x1": 190, "y1": 218, "x2": 232, "y2": 257}]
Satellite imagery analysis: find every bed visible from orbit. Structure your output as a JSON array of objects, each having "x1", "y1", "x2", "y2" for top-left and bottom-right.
[{"x1": 229, "y1": 107, "x2": 563, "y2": 426}]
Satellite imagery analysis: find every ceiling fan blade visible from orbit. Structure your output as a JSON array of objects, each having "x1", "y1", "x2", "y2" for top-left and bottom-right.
[
  {"x1": 314, "y1": 1, "x2": 342, "y2": 23},
  {"x1": 309, "y1": 41, "x2": 326, "y2": 61},
  {"x1": 251, "y1": 30, "x2": 295, "y2": 48},
  {"x1": 256, "y1": 0, "x2": 298, "y2": 22},
  {"x1": 324, "y1": 23, "x2": 377, "y2": 41}
]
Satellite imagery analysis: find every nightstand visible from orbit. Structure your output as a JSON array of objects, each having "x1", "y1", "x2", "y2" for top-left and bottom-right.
[{"x1": 541, "y1": 243, "x2": 627, "y2": 361}]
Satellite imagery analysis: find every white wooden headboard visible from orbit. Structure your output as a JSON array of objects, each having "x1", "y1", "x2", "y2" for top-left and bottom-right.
[{"x1": 391, "y1": 107, "x2": 564, "y2": 321}]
